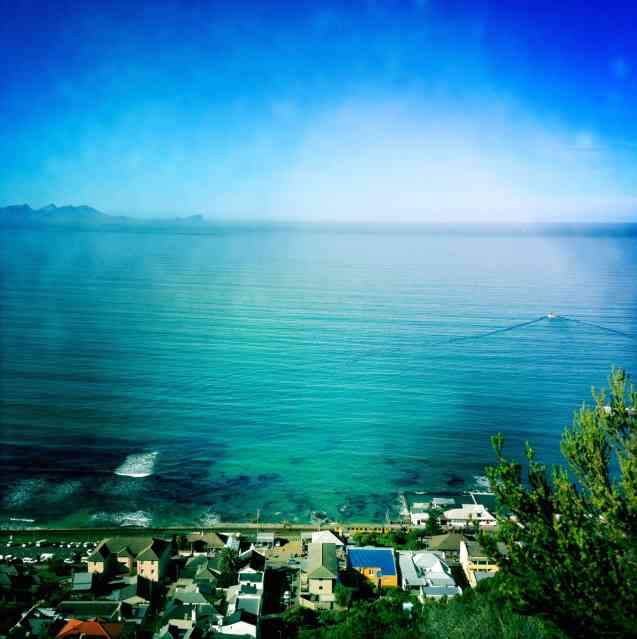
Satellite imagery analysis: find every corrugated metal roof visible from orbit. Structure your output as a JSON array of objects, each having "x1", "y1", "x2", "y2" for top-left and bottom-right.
[{"x1": 347, "y1": 547, "x2": 396, "y2": 576}]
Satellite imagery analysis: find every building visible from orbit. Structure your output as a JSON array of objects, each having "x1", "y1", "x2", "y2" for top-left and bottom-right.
[
  {"x1": 426, "y1": 533, "x2": 466, "y2": 563},
  {"x1": 87, "y1": 537, "x2": 172, "y2": 581},
  {"x1": 86, "y1": 543, "x2": 118, "y2": 576},
  {"x1": 310, "y1": 530, "x2": 344, "y2": 546},
  {"x1": 442, "y1": 504, "x2": 496, "y2": 530},
  {"x1": 459, "y1": 540, "x2": 501, "y2": 587},
  {"x1": 255, "y1": 532, "x2": 275, "y2": 548},
  {"x1": 217, "y1": 609, "x2": 258, "y2": 638},
  {"x1": 56, "y1": 620, "x2": 123, "y2": 639},
  {"x1": 56, "y1": 601, "x2": 122, "y2": 622},
  {"x1": 398, "y1": 551, "x2": 462, "y2": 600},
  {"x1": 136, "y1": 538, "x2": 172, "y2": 582},
  {"x1": 186, "y1": 532, "x2": 226, "y2": 555},
  {"x1": 347, "y1": 547, "x2": 398, "y2": 588},
  {"x1": 300, "y1": 543, "x2": 339, "y2": 610}
]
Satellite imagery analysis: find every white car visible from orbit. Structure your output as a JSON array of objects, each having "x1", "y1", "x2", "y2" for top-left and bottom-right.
[{"x1": 23, "y1": 557, "x2": 37, "y2": 564}]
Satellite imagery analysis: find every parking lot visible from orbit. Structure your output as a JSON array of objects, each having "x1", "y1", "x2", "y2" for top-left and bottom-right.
[{"x1": 0, "y1": 538, "x2": 97, "y2": 567}]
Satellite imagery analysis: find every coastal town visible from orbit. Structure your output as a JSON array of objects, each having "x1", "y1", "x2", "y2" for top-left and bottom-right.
[{"x1": 0, "y1": 492, "x2": 503, "y2": 639}]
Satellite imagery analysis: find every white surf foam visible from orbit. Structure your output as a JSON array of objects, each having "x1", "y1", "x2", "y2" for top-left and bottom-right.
[
  {"x1": 114, "y1": 452, "x2": 159, "y2": 478},
  {"x1": 473, "y1": 475, "x2": 492, "y2": 490},
  {"x1": 197, "y1": 509, "x2": 220, "y2": 526},
  {"x1": 91, "y1": 510, "x2": 152, "y2": 527},
  {"x1": 3, "y1": 479, "x2": 48, "y2": 508}
]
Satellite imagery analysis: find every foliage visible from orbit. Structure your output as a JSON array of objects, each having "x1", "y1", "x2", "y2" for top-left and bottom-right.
[
  {"x1": 423, "y1": 507, "x2": 444, "y2": 536},
  {"x1": 217, "y1": 547, "x2": 239, "y2": 587},
  {"x1": 297, "y1": 578, "x2": 557, "y2": 639},
  {"x1": 281, "y1": 605, "x2": 319, "y2": 637},
  {"x1": 351, "y1": 528, "x2": 425, "y2": 550},
  {"x1": 483, "y1": 368, "x2": 637, "y2": 639}
]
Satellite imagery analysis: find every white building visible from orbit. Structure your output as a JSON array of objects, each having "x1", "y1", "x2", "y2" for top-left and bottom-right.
[
  {"x1": 398, "y1": 551, "x2": 462, "y2": 600},
  {"x1": 442, "y1": 503, "x2": 496, "y2": 529}
]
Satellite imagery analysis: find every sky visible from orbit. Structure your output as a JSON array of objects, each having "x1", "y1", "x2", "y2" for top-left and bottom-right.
[{"x1": 1, "y1": 0, "x2": 637, "y2": 223}]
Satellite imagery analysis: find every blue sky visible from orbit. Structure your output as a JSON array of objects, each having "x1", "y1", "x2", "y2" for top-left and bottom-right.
[{"x1": 1, "y1": 0, "x2": 636, "y2": 222}]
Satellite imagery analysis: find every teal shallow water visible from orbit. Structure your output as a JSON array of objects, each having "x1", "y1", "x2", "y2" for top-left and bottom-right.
[{"x1": 0, "y1": 227, "x2": 636, "y2": 526}]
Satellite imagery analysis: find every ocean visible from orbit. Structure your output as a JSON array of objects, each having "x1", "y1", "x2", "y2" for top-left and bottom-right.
[{"x1": 1, "y1": 226, "x2": 636, "y2": 528}]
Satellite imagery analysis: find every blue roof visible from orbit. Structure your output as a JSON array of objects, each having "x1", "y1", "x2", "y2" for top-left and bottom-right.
[{"x1": 347, "y1": 547, "x2": 397, "y2": 576}]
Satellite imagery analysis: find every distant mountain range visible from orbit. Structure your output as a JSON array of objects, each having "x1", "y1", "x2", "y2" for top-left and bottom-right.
[
  {"x1": 1, "y1": 204, "x2": 636, "y2": 235},
  {"x1": 0, "y1": 204, "x2": 206, "y2": 229}
]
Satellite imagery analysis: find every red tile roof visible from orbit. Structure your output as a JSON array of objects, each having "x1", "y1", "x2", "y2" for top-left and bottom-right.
[{"x1": 56, "y1": 619, "x2": 123, "y2": 639}]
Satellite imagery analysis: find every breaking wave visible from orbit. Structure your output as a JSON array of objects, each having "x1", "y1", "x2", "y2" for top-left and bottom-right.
[
  {"x1": 472, "y1": 475, "x2": 492, "y2": 490},
  {"x1": 91, "y1": 510, "x2": 152, "y2": 527},
  {"x1": 114, "y1": 452, "x2": 159, "y2": 478}
]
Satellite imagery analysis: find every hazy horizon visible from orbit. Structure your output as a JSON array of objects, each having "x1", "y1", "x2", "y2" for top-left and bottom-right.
[{"x1": 2, "y1": 1, "x2": 637, "y2": 224}]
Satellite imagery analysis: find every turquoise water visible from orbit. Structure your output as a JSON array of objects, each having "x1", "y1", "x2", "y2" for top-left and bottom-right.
[{"x1": 1, "y1": 227, "x2": 636, "y2": 527}]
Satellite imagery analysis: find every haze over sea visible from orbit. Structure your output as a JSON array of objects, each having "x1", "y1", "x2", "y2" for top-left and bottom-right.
[{"x1": 1, "y1": 225, "x2": 636, "y2": 528}]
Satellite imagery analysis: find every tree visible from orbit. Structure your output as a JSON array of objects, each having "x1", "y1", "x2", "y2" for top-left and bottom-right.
[
  {"x1": 423, "y1": 508, "x2": 444, "y2": 537},
  {"x1": 483, "y1": 368, "x2": 637, "y2": 639},
  {"x1": 217, "y1": 547, "x2": 239, "y2": 587}
]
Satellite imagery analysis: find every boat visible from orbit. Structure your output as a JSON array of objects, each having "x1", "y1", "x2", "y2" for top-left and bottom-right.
[{"x1": 547, "y1": 312, "x2": 557, "y2": 319}]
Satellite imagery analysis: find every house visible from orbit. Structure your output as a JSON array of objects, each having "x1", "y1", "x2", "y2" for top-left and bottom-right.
[
  {"x1": 187, "y1": 532, "x2": 227, "y2": 555},
  {"x1": 310, "y1": 530, "x2": 344, "y2": 547},
  {"x1": 70, "y1": 572, "x2": 94, "y2": 597},
  {"x1": 10, "y1": 606, "x2": 63, "y2": 638},
  {"x1": 300, "y1": 543, "x2": 339, "y2": 610},
  {"x1": 442, "y1": 504, "x2": 496, "y2": 530},
  {"x1": 137, "y1": 538, "x2": 172, "y2": 582},
  {"x1": 459, "y1": 540, "x2": 501, "y2": 587},
  {"x1": 255, "y1": 532, "x2": 275, "y2": 548},
  {"x1": 235, "y1": 584, "x2": 263, "y2": 616},
  {"x1": 56, "y1": 619, "x2": 123, "y2": 639},
  {"x1": 217, "y1": 609, "x2": 258, "y2": 638},
  {"x1": 426, "y1": 533, "x2": 466, "y2": 563},
  {"x1": 88, "y1": 537, "x2": 173, "y2": 581},
  {"x1": 225, "y1": 536, "x2": 241, "y2": 552},
  {"x1": 87, "y1": 542, "x2": 119, "y2": 576},
  {"x1": 162, "y1": 591, "x2": 217, "y2": 624},
  {"x1": 56, "y1": 600, "x2": 122, "y2": 622},
  {"x1": 179, "y1": 556, "x2": 219, "y2": 594},
  {"x1": 347, "y1": 547, "x2": 398, "y2": 588},
  {"x1": 397, "y1": 551, "x2": 462, "y2": 600},
  {"x1": 238, "y1": 550, "x2": 266, "y2": 574}
]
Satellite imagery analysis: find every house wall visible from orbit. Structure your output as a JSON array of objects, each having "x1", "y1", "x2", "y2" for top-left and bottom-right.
[
  {"x1": 138, "y1": 560, "x2": 159, "y2": 581},
  {"x1": 353, "y1": 567, "x2": 397, "y2": 588},
  {"x1": 309, "y1": 577, "x2": 334, "y2": 595}
]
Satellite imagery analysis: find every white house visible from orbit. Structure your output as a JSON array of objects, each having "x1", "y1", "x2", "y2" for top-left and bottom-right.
[
  {"x1": 442, "y1": 504, "x2": 496, "y2": 529},
  {"x1": 398, "y1": 551, "x2": 462, "y2": 600},
  {"x1": 217, "y1": 610, "x2": 258, "y2": 638}
]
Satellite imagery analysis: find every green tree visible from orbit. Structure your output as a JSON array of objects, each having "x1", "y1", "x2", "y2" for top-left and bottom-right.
[
  {"x1": 423, "y1": 508, "x2": 444, "y2": 537},
  {"x1": 483, "y1": 368, "x2": 637, "y2": 639},
  {"x1": 217, "y1": 547, "x2": 239, "y2": 587}
]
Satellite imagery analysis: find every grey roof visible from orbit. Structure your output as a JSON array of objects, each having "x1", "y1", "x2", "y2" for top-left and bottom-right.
[
  {"x1": 88, "y1": 542, "x2": 112, "y2": 562},
  {"x1": 428, "y1": 533, "x2": 465, "y2": 552},
  {"x1": 306, "y1": 543, "x2": 338, "y2": 580},
  {"x1": 223, "y1": 610, "x2": 257, "y2": 627},
  {"x1": 137, "y1": 538, "x2": 171, "y2": 562},
  {"x1": 56, "y1": 600, "x2": 121, "y2": 620},
  {"x1": 71, "y1": 572, "x2": 94, "y2": 592},
  {"x1": 236, "y1": 597, "x2": 260, "y2": 616},
  {"x1": 187, "y1": 532, "x2": 226, "y2": 548},
  {"x1": 173, "y1": 591, "x2": 209, "y2": 606},
  {"x1": 239, "y1": 572, "x2": 263, "y2": 583}
]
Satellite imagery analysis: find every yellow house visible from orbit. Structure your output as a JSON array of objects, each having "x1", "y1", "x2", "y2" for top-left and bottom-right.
[
  {"x1": 347, "y1": 547, "x2": 398, "y2": 588},
  {"x1": 459, "y1": 540, "x2": 500, "y2": 587}
]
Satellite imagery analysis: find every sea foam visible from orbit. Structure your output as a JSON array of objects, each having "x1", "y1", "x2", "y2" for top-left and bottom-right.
[{"x1": 114, "y1": 452, "x2": 159, "y2": 478}]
